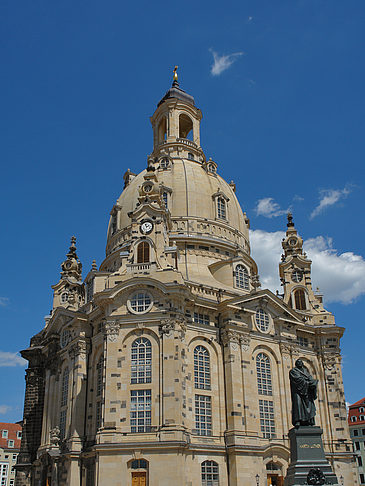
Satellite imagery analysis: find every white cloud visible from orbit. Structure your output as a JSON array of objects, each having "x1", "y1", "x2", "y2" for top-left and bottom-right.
[
  {"x1": 0, "y1": 297, "x2": 9, "y2": 307},
  {"x1": 250, "y1": 230, "x2": 284, "y2": 290},
  {"x1": 310, "y1": 187, "x2": 352, "y2": 219},
  {"x1": 0, "y1": 405, "x2": 11, "y2": 415},
  {"x1": 250, "y1": 229, "x2": 365, "y2": 304},
  {"x1": 255, "y1": 197, "x2": 289, "y2": 218},
  {"x1": 210, "y1": 49, "x2": 244, "y2": 76},
  {"x1": 0, "y1": 351, "x2": 27, "y2": 367}
]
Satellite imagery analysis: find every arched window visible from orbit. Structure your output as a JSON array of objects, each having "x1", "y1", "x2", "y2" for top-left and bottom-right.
[
  {"x1": 255, "y1": 309, "x2": 269, "y2": 332},
  {"x1": 187, "y1": 152, "x2": 194, "y2": 160},
  {"x1": 131, "y1": 459, "x2": 148, "y2": 469},
  {"x1": 60, "y1": 367, "x2": 69, "y2": 440},
  {"x1": 208, "y1": 163, "x2": 216, "y2": 173},
  {"x1": 217, "y1": 197, "x2": 226, "y2": 219},
  {"x1": 160, "y1": 157, "x2": 169, "y2": 169},
  {"x1": 61, "y1": 367, "x2": 69, "y2": 407},
  {"x1": 294, "y1": 289, "x2": 306, "y2": 310},
  {"x1": 256, "y1": 353, "x2": 272, "y2": 396},
  {"x1": 235, "y1": 264, "x2": 249, "y2": 290},
  {"x1": 158, "y1": 116, "x2": 167, "y2": 143},
  {"x1": 162, "y1": 192, "x2": 168, "y2": 209},
  {"x1": 131, "y1": 338, "x2": 152, "y2": 384},
  {"x1": 137, "y1": 241, "x2": 150, "y2": 263},
  {"x1": 96, "y1": 355, "x2": 103, "y2": 396},
  {"x1": 194, "y1": 346, "x2": 211, "y2": 390},
  {"x1": 111, "y1": 212, "x2": 117, "y2": 234},
  {"x1": 179, "y1": 114, "x2": 193, "y2": 139},
  {"x1": 201, "y1": 461, "x2": 219, "y2": 486}
]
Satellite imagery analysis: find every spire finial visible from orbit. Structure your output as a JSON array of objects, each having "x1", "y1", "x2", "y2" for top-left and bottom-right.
[
  {"x1": 92, "y1": 259, "x2": 97, "y2": 271},
  {"x1": 172, "y1": 65, "x2": 179, "y2": 87},
  {"x1": 287, "y1": 212, "x2": 294, "y2": 228},
  {"x1": 173, "y1": 65, "x2": 178, "y2": 81}
]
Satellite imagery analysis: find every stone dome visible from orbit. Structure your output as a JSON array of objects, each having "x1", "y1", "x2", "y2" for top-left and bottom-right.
[
  {"x1": 106, "y1": 159, "x2": 249, "y2": 255},
  {"x1": 101, "y1": 79, "x2": 257, "y2": 289}
]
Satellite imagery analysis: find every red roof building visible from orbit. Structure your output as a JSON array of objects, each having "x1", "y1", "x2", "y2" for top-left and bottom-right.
[
  {"x1": 348, "y1": 398, "x2": 365, "y2": 485},
  {"x1": 0, "y1": 422, "x2": 22, "y2": 486},
  {"x1": 348, "y1": 397, "x2": 365, "y2": 426}
]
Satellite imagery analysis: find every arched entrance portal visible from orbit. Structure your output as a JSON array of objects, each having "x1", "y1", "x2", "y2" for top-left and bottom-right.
[
  {"x1": 266, "y1": 462, "x2": 284, "y2": 486},
  {"x1": 130, "y1": 459, "x2": 148, "y2": 486}
]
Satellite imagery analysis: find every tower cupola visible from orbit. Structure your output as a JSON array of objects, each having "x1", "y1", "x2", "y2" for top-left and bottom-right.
[
  {"x1": 51, "y1": 236, "x2": 84, "y2": 311},
  {"x1": 150, "y1": 67, "x2": 204, "y2": 162}
]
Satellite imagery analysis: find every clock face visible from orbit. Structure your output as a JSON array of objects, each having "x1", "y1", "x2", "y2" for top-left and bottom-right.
[
  {"x1": 140, "y1": 221, "x2": 153, "y2": 235},
  {"x1": 292, "y1": 269, "x2": 303, "y2": 282},
  {"x1": 289, "y1": 238, "x2": 297, "y2": 246}
]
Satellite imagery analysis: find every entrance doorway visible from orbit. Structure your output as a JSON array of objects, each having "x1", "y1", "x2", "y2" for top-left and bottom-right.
[
  {"x1": 267, "y1": 474, "x2": 284, "y2": 486},
  {"x1": 132, "y1": 471, "x2": 147, "y2": 486}
]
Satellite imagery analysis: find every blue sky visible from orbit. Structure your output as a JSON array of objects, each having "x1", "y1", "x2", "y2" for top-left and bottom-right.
[{"x1": 1, "y1": 0, "x2": 365, "y2": 422}]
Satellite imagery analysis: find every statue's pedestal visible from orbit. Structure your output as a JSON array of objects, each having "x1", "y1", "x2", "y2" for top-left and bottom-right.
[{"x1": 284, "y1": 426, "x2": 338, "y2": 485}]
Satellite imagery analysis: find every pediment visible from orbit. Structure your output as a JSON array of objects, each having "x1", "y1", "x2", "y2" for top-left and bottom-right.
[{"x1": 220, "y1": 289, "x2": 304, "y2": 324}]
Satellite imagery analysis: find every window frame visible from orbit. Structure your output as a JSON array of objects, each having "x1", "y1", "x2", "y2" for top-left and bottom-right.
[
  {"x1": 234, "y1": 264, "x2": 249, "y2": 290},
  {"x1": 255, "y1": 308, "x2": 270, "y2": 333},
  {"x1": 256, "y1": 353, "x2": 272, "y2": 396},
  {"x1": 194, "y1": 346, "x2": 211, "y2": 391},
  {"x1": 201, "y1": 460, "x2": 219, "y2": 486},
  {"x1": 259, "y1": 399, "x2": 276, "y2": 439},
  {"x1": 131, "y1": 337, "x2": 152, "y2": 384},
  {"x1": 195, "y1": 394, "x2": 212, "y2": 436},
  {"x1": 137, "y1": 241, "x2": 150, "y2": 264},
  {"x1": 217, "y1": 196, "x2": 226, "y2": 220},
  {"x1": 130, "y1": 389, "x2": 152, "y2": 433},
  {"x1": 294, "y1": 288, "x2": 307, "y2": 310},
  {"x1": 128, "y1": 291, "x2": 153, "y2": 315}
]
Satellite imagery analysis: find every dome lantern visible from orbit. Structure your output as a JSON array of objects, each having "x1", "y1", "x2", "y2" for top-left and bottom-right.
[{"x1": 150, "y1": 68, "x2": 204, "y2": 162}]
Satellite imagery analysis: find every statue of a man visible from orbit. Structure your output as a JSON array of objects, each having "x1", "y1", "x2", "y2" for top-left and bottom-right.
[{"x1": 289, "y1": 359, "x2": 318, "y2": 427}]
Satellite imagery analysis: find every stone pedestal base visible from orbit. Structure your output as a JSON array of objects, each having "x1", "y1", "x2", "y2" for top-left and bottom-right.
[{"x1": 284, "y1": 426, "x2": 338, "y2": 485}]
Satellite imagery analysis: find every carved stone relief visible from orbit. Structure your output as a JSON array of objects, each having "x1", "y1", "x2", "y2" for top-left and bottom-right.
[{"x1": 103, "y1": 321, "x2": 120, "y2": 342}]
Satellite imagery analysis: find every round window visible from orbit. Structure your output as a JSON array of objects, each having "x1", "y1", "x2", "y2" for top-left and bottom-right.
[
  {"x1": 61, "y1": 292, "x2": 68, "y2": 303},
  {"x1": 292, "y1": 269, "x2": 303, "y2": 282},
  {"x1": 128, "y1": 291, "x2": 153, "y2": 314},
  {"x1": 60, "y1": 329, "x2": 71, "y2": 348},
  {"x1": 144, "y1": 184, "x2": 153, "y2": 193},
  {"x1": 255, "y1": 309, "x2": 269, "y2": 332},
  {"x1": 160, "y1": 158, "x2": 170, "y2": 169}
]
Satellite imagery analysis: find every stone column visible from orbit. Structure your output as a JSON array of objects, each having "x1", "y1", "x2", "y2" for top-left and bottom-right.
[
  {"x1": 15, "y1": 347, "x2": 45, "y2": 486},
  {"x1": 68, "y1": 339, "x2": 89, "y2": 452},
  {"x1": 159, "y1": 318, "x2": 187, "y2": 442},
  {"x1": 101, "y1": 320, "x2": 120, "y2": 433},
  {"x1": 220, "y1": 329, "x2": 246, "y2": 435}
]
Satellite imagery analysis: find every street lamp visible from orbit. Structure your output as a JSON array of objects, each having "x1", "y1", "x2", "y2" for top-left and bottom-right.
[{"x1": 255, "y1": 474, "x2": 260, "y2": 486}]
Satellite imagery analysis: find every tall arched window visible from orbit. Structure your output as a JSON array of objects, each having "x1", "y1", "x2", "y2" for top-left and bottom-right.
[
  {"x1": 294, "y1": 289, "x2": 306, "y2": 310},
  {"x1": 235, "y1": 264, "x2": 249, "y2": 290},
  {"x1": 217, "y1": 197, "x2": 226, "y2": 219},
  {"x1": 194, "y1": 346, "x2": 211, "y2": 390},
  {"x1": 137, "y1": 241, "x2": 150, "y2": 263},
  {"x1": 96, "y1": 355, "x2": 103, "y2": 397},
  {"x1": 162, "y1": 192, "x2": 168, "y2": 209},
  {"x1": 131, "y1": 338, "x2": 152, "y2": 384},
  {"x1": 201, "y1": 461, "x2": 219, "y2": 486},
  {"x1": 60, "y1": 367, "x2": 69, "y2": 439},
  {"x1": 179, "y1": 114, "x2": 193, "y2": 139},
  {"x1": 61, "y1": 367, "x2": 69, "y2": 407},
  {"x1": 256, "y1": 353, "x2": 272, "y2": 396}
]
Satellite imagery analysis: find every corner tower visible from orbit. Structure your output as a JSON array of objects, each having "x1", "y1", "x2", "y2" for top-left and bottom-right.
[{"x1": 279, "y1": 213, "x2": 333, "y2": 324}]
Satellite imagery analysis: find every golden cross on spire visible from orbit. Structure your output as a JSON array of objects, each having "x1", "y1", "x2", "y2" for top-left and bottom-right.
[{"x1": 173, "y1": 65, "x2": 178, "y2": 82}]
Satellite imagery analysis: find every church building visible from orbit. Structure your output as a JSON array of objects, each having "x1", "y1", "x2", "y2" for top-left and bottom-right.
[{"x1": 15, "y1": 72, "x2": 358, "y2": 486}]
